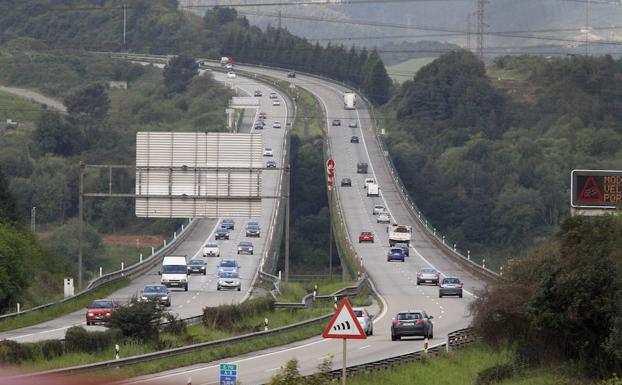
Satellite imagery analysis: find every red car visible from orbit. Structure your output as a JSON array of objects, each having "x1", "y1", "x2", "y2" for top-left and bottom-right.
[
  {"x1": 258, "y1": 112, "x2": 267, "y2": 120},
  {"x1": 358, "y1": 231, "x2": 374, "y2": 243},
  {"x1": 86, "y1": 299, "x2": 116, "y2": 325}
]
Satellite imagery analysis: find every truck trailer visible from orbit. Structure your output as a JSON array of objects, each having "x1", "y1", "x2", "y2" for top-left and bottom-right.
[{"x1": 343, "y1": 91, "x2": 356, "y2": 110}]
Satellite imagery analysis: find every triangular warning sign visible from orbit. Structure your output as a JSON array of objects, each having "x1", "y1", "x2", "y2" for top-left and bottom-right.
[
  {"x1": 322, "y1": 298, "x2": 367, "y2": 339},
  {"x1": 578, "y1": 176, "x2": 603, "y2": 202}
]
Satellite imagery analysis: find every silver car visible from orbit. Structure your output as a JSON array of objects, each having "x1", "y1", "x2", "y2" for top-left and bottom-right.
[
  {"x1": 377, "y1": 212, "x2": 390, "y2": 223},
  {"x1": 372, "y1": 204, "x2": 385, "y2": 215},
  {"x1": 416, "y1": 268, "x2": 440, "y2": 285},
  {"x1": 353, "y1": 307, "x2": 374, "y2": 336},
  {"x1": 439, "y1": 277, "x2": 463, "y2": 298},
  {"x1": 217, "y1": 271, "x2": 241, "y2": 291}
]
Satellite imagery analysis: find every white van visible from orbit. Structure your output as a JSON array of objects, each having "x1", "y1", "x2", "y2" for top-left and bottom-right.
[
  {"x1": 159, "y1": 255, "x2": 188, "y2": 291},
  {"x1": 367, "y1": 183, "x2": 379, "y2": 197}
]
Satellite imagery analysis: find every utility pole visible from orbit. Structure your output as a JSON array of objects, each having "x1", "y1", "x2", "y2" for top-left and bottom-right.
[
  {"x1": 466, "y1": 13, "x2": 472, "y2": 51},
  {"x1": 30, "y1": 206, "x2": 36, "y2": 234},
  {"x1": 476, "y1": 0, "x2": 488, "y2": 60},
  {"x1": 277, "y1": 9, "x2": 282, "y2": 30},
  {"x1": 585, "y1": 0, "x2": 590, "y2": 55},
  {"x1": 284, "y1": 164, "x2": 290, "y2": 293},
  {"x1": 123, "y1": 4, "x2": 127, "y2": 49},
  {"x1": 78, "y1": 161, "x2": 85, "y2": 289}
]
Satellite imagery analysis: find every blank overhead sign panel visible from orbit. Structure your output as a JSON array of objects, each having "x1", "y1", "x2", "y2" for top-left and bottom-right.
[
  {"x1": 136, "y1": 132, "x2": 263, "y2": 218},
  {"x1": 571, "y1": 169, "x2": 622, "y2": 208}
]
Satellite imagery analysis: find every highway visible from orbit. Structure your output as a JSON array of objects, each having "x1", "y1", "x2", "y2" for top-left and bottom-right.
[
  {"x1": 118, "y1": 66, "x2": 490, "y2": 385},
  {"x1": 0, "y1": 70, "x2": 291, "y2": 343}
]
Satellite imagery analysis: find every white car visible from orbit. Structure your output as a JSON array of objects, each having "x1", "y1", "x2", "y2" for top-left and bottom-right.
[
  {"x1": 263, "y1": 148, "x2": 273, "y2": 157},
  {"x1": 364, "y1": 178, "x2": 376, "y2": 189},
  {"x1": 272, "y1": 121, "x2": 282, "y2": 128},
  {"x1": 372, "y1": 204, "x2": 385, "y2": 215},
  {"x1": 225, "y1": 63, "x2": 234, "y2": 70},
  {"x1": 227, "y1": 72, "x2": 236, "y2": 79},
  {"x1": 377, "y1": 213, "x2": 390, "y2": 223},
  {"x1": 272, "y1": 100, "x2": 280, "y2": 106},
  {"x1": 203, "y1": 242, "x2": 220, "y2": 257},
  {"x1": 269, "y1": 92, "x2": 278, "y2": 99}
]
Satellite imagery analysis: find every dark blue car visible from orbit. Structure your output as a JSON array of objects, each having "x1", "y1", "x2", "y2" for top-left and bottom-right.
[{"x1": 387, "y1": 247, "x2": 406, "y2": 262}]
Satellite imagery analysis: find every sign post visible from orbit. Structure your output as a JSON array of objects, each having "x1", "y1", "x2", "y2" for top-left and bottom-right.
[
  {"x1": 219, "y1": 363, "x2": 238, "y2": 385},
  {"x1": 322, "y1": 298, "x2": 367, "y2": 385},
  {"x1": 571, "y1": 170, "x2": 622, "y2": 215}
]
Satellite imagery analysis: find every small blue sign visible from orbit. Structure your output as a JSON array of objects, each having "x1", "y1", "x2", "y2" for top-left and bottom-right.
[{"x1": 220, "y1": 363, "x2": 238, "y2": 385}]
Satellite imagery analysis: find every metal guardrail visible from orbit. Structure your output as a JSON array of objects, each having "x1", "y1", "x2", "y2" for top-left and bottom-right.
[
  {"x1": 0, "y1": 219, "x2": 197, "y2": 320},
  {"x1": 273, "y1": 275, "x2": 369, "y2": 309},
  {"x1": 19, "y1": 314, "x2": 333, "y2": 377}
]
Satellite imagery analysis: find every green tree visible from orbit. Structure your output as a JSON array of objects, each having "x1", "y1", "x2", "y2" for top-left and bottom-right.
[
  {"x1": 45, "y1": 219, "x2": 102, "y2": 270},
  {"x1": 362, "y1": 50, "x2": 392, "y2": 105},
  {"x1": 64, "y1": 83, "x2": 110, "y2": 122},
  {"x1": 106, "y1": 298, "x2": 165, "y2": 342},
  {"x1": 0, "y1": 165, "x2": 18, "y2": 223},
  {"x1": 163, "y1": 54, "x2": 198, "y2": 94},
  {"x1": 34, "y1": 111, "x2": 80, "y2": 156}
]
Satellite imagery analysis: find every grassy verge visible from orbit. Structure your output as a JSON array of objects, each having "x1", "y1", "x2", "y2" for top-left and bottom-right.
[
  {"x1": 276, "y1": 280, "x2": 360, "y2": 303},
  {"x1": 0, "y1": 278, "x2": 130, "y2": 333},
  {"x1": 0, "y1": 91, "x2": 44, "y2": 123},
  {"x1": 94, "y1": 245, "x2": 153, "y2": 274}
]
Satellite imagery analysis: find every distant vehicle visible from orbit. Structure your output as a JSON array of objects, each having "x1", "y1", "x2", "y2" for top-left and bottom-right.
[
  {"x1": 255, "y1": 120, "x2": 266, "y2": 127},
  {"x1": 221, "y1": 219, "x2": 235, "y2": 230},
  {"x1": 272, "y1": 121, "x2": 282, "y2": 128},
  {"x1": 269, "y1": 92, "x2": 278, "y2": 99},
  {"x1": 160, "y1": 255, "x2": 188, "y2": 291},
  {"x1": 247, "y1": 220, "x2": 260, "y2": 228},
  {"x1": 246, "y1": 224, "x2": 261, "y2": 237},
  {"x1": 203, "y1": 242, "x2": 220, "y2": 257},
  {"x1": 272, "y1": 100, "x2": 281, "y2": 106},
  {"x1": 287, "y1": 71, "x2": 296, "y2": 78},
  {"x1": 439, "y1": 277, "x2": 463, "y2": 298},
  {"x1": 5, "y1": 119, "x2": 18, "y2": 129},
  {"x1": 357, "y1": 162, "x2": 368, "y2": 174},
  {"x1": 225, "y1": 63, "x2": 234, "y2": 70},
  {"x1": 217, "y1": 271, "x2": 241, "y2": 291},
  {"x1": 187, "y1": 259, "x2": 207, "y2": 275},
  {"x1": 266, "y1": 160, "x2": 277, "y2": 168},
  {"x1": 353, "y1": 307, "x2": 374, "y2": 336},
  {"x1": 377, "y1": 213, "x2": 390, "y2": 224},
  {"x1": 237, "y1": 241, "x2": 254, "y2": 255},
  {"x1": 358, "y1": 231, "x2": 374, "y2": 243},
  {"x1": 217, "y1": 259, "x2": 240, "y2": 273},
  {"x1": 340, "y1": 177, "x2": 352, "y2": 187},
  {"x1": 387, "y1": 247, "x2": 406, "y2": 262},
  {"x1": 367, "y1": 183, "x2": 379, "y2": 197},
  {"x1": 372, "y1": 204, "x2": 385, "y2": 215},
  {"x1": 254, "y1": 90, "x2": 263, "y2": 97},
  {"x1": 394, "y1": 242, "x2": 409, "y2": 257},
  {"x1": 348, "y1": 121, "x2": 358, "y2": 128},
  {"x1": 344, "y1": 91, "x2": 356, "y2": 110},
  {"x1": 364, "y1": 178, "x2": 376, "y2": 189},
  {"x1": 227, "y1": 72, "x2": 236, "y2": 79},
  {"x1": 332, "y1": 119, "x2": 341, "y2": 126},
  {"x1": 263, "y1": 148, "x2": 273, "y2": 157},
  {"x1": 140, "y1": 285, "x2": 171, "y2": 307},
  {"x1": 416, "y1": 268, "x2": 440, "y2": 286},
  {"x1": 254, "y1": 123, "x2": 264, "y2": 130},
  {"x1": 389, "y1": 224, "x2": 412, "y2": 247},
  {"x1": 391, "y1": 310, "x2": 433, "y2": 341},
  {"x1": 220, "y1": 56, "x2": 232, "y2": 65},
  {"x1": 215, "y1": 227, "x2": 230, "y2": 240},
  {"x1": 350, "y1": 136, "x2": 359, "y2": 143},
  {"x1": 86, "y1": 299, "x2": 116, "y2": 325},
  {"x1": 258, "y1": 112, "x2": 267, "y2": 119}
]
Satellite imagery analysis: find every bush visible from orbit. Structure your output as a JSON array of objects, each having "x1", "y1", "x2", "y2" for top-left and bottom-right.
[
  {"x1": 476, "y1": 363, "x2": 515, "y2": 385},
  {"x1": 105, "y1": 299, "x2": 164, "y2": 342},
  {"x1": 202, "y1": 297, "x2": 274, "y2": 331},
  {"x1": 65, "y1": 325, "x2": 122, "y2": 353},
  {"x1": 39, "y1": 339, "x2": 63, "y2": 359},
  {"x1": 162, "y1": 313, "x2": 186, "y2": 336},
  {"x1": 0, "y1": 339, "x2": 34, "y2": 364}
]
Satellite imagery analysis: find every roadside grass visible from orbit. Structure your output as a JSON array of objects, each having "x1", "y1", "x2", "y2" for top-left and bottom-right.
[
  {"x1": 0, "y1": 91, "x2": 44, "y2": 122},
  {"x1": 386, "y1": 58, "x2": 435, "y2": 83},
  {"x1": 487, "y1": 67, "x2": 530, "y2": 82},
  {"x1": 293, "y1": 87, "x2": 323, "y2": 138},
  {"x1": 94, "y1": 244, "x2": 153, "y2": 274},
  {"x1": 276, "y1": 280, "x2": 360, "y2": 303},
  {"x1": 0, "y1": 278, "x2": 130, "y2": 333}
]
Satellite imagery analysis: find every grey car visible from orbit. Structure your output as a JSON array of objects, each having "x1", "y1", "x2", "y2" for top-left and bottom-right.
[
  {"x1": 439, "y1": 277, "x2": 463, "y2": 298},
  {"x1": 246, "y1": 224, "x2": 261, "y2": 237},
  {"x1": 140, "y1": 285, "x2": 171, "y2": 307},
  {"x1": 221, "y1": 219, "x2": 235, "y2": 230},
  {"x1": 215, "y1": 227, "x2": 230, "y2": 240},
  {"x1": 353, "y1": 307, "x2": 374, "y2": 336},
  {"x1": 217, "y1": 259, "x2": 240, "y2": 274},
  {"x1": 237, "y1": 241, "x2": 254, "y2": 255},
  {"x1": 394, "y1": 242, "x2": 409, "y2": 257},
  {"x1": 187, "y1": 259, "x2": 207, "y2": 275},
  {"x1": 391, "y1": 310, "x2": 433, "y2": 341},
  {"x1": 416, "y1": 268, "x2": 440, "y2": 285}
]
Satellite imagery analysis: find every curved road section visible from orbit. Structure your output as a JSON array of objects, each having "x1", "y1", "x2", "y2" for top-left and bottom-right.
[
  {"x1": 0, "y1": 71, "x2": 290, "y2": 343},
  {"x1": 119, "y1": 67, "x2": 489, "y2": 385}
]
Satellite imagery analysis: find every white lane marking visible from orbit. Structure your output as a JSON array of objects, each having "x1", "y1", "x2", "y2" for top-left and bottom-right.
[
  {"x1": 122, "y1": 339, "x2": 328, "y2": 384},
  {"x1": 359, "y1": 345, "x2": 371, "y2": 350},
  {"x1": 9, "y1": 324, "x2": 77, "y2": 340},
  {"x1": 317, "y1": 354, "x2": 332, "y2": 361},
  {"x1": 264, "y1": 367, "x2": 280, "y2": 372}
]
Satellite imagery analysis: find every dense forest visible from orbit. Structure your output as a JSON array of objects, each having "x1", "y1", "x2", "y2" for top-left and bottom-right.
[{"x1": 384, "y1": 51, "x2": 622, "y2": 263}]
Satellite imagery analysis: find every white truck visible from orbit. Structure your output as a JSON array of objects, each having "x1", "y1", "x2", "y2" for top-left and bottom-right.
[
  {"x1": 367, "y1": 183, "x2": 379, "y2": 197},
  {"x1": 389, "y1": 224, "x2": 412, "y2": 247},
  {"x1": 220, "y1": 56, "x2": 232, "y2": 66},
  {"x1": 343, "y1": 91, "x2": 356, "y2": 110},
  {"x1": 159, "y1": 255, "x2": 188, "y2": 291}
]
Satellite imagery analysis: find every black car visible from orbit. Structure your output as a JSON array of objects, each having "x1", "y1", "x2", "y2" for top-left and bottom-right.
[
  {"x1": 341, "y1": 178, "x2": 352, "y2": 187},
  {"x1": 215, "y1": 227, "x2": 230, "y2": 240},
  {"x1": 254, "y1": 90, "x2": 262, "y2": 97},
  {"x1": 391, "y1": 310, "x2": 433, "y2": 341},
  {"x1": 266, "y1": 160, "x2": 277, "y2": 168},
  {"x1": 287, "y1": 71, "x2": 296, "y2": 78},
  {"x1": 350, "y1": 136, "x2": 359, "y2": 143},
  {"x1": 221, "y1": 219, "x2": 235, "y2": 230},
  {"x1": 246, "y1": 224, "x2": 261, "y2": 237},
  {"x1": 187, "y1": 259, "x2": 207, "y2": 275},
  {"x1": 332, "y1": 119, "x2": 341, "y2": 126},
  {"x1": 140, "y1": 285, "x2": 171, "y2": 307}
]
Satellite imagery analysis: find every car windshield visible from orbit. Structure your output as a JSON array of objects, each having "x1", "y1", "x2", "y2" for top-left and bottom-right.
[
  {"x1": 247, "y1": 225, "x2": 259, "y2": 230},
  {"x1": 239, "y1": 242, "x2": 252, "y2": 247},
  {"x1": 220, "y1": 260, "x2": 237, "y2": 267},
  {"x1": 162, "y1": 265, "x2": 187, "y2": 274},
  {"x1": 221, "y1": 271, "x2": 239, "y2": 278},
  {"x1": 144, "y1": 286, "x2": 166, "y2": 293},
  {"x1": 397, "y1": 313, "x2": 422, "y2": 320},
  {"x1": 362, "y1": 232, "x2": 371, "y2": 235},
  {"x1": 444, "y1": 278, "x2": 460, "y2": 284},
  {"x1": 206, "y1": 243, "x2": 218, "y2": 248},
  {"x1": 189, "y1": 260, "x2": 204, "y2": 266},
  {"x1": 393, "y1": 227, "x2": 409, "y2": 233},
  {"x1": 217, "y1": 228, "x2": 228, "y2": 233},
  {"x1": 223, "y1": 219, "x2": 233, "y2": 224},
  {"x1": 421, "y1": 268, "x2": 437, "y2": 274},
  {"x1": 90, "y1": 300, "x2": 113, "y2": 308},
  {"x1": 390, "y1": 248, "x2": 402, "y2": 253},
  {"x1": 353, "y1": 310, "x2": 363, "y2": 317}
]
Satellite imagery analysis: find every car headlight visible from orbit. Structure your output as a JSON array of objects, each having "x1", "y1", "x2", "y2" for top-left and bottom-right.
[
  {"x1": 162, "y1": 278, "x2": 169, "y2": 282},
  {"x1": 181, "y1": 278, "x2": 187, "y2": 283},
  {"x1": 161, "y1": 296, "x2": 168, "y2": 300},
  {"x1": 105, "y1": 312, "x2": 111, "y2": 316},
  {"x1": 141, "y1": 296, "x2": 147, "y2": 301},
  {"x1": 88, "y1": 312, "x2": 94, "y2": 316}
]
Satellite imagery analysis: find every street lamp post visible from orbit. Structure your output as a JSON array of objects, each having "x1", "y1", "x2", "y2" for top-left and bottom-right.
[{"x1": 30, "y1": 206, "x2": 36, "y2": 233}]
